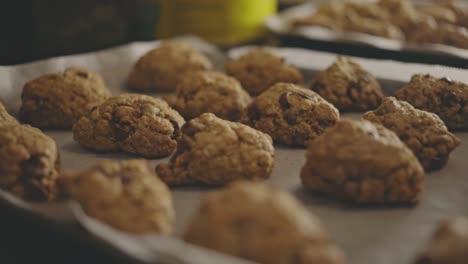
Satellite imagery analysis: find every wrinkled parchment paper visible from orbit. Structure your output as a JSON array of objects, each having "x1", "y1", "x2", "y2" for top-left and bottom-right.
[{"x1": 1, "y1": 37, "x2": 468, "y2": 264}]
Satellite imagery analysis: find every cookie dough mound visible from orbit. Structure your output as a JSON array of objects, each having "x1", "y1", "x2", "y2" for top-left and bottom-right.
[
  {"x1": 0, "y1": 124, "x2": 60, "y2": 201},
  {"x1": 364, "y1": 97, "x2": 460, "y2": 171},
  {"x1": 300, "y1": 119, "x2": 424, "y2": 204},
  {"x1": 127, "y1": 42, "x2": 213, "y2": 92},
  {"x1": 61, "y1": 160, "x2": 174, "y2": 235},
  {"x1": 166, "y1": 71, "x2": 250, "y2": 121},
  {"x1": 246, "y1": 83, "x2": 339, "y2": 147},
  {"x1": 155, "y1": 113, "x2": 274, "y2": 186},
  {"x1": 310, "y1": 56, "x2": 384, "y2": 111},
  {"x1": 415, "y1": 217, "x2": 468, "y2": 264},
  {"x1": 0, "y1": 101, "x2": 18, "y2": 125},
  {"x1": 184, "y1": 181, "x2": 345, "y2": 264},
  {"x1": 19, "y1": 67, "x2": 111, "y2": 129},
  {"x1": 394, "y1": 74, "x2": 468, "y2": 130},
  {"x1": 73, "y1": 93, "x2": 184, "y2": 158},
  {"x1": 225, "y1": 48, "x2": 304, "y2": 96}
]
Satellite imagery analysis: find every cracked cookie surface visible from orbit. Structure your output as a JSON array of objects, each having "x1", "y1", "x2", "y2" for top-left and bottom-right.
[
  {"x1": 364, "y1": 97, "x2": 460, "y2": 171},
  {"x1": 0, "y1": 124, "x2": 60, "y2": 201},
  {"x1": 73, "y1": 93, "x2": 184, "y2": 158},
  {"x1": 245, "y1": 83, "x2": 339, "y2": 147},
  {"x1": 165, "y1": 71, "x2": 250, "y2": 121},
  {"x1": 61, "y1": 159, "x2": 174, "y2": 234},
  {"x1": 184, "y1": 181, "x2": 345, "y2": 264},
  {"x1": 394, "y1": 74, "x2": 468, "y2": 130},
  {"x1": 310, "y1": 56, "x2": 384, "y2": 111},
  {"x1": 0, "y1": 101, "x2": 18, "y2": 125},
  {"x1": 300, "y1": 119, "x2": 424, "y2": 204},
  {"x1": 415, "y1": 217, "x2": 468, "y2": 264},
  {"x1": 225, "y1": 48, "x2": 303, "y2": 96},
  {"x1": 127, "y1": 42, "x2": 213, "y2": 92},
  {"x1": 19, "y1": 67, "x2": 111, "y2": 129},
  {"x1": 155, "y1": 113, "x2": 274, "y2": 186}
]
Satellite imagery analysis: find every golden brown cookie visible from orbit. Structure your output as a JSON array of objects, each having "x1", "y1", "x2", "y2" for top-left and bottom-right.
[
  {"x1": 184, "y1": 181, "x2": 345, "y2": 264},
  {"x1": 0, "y1": 101, "x2": 18, "y2": 125},
  {"x1": 363, "y1": 97, "x2": 460, "y2": 171},
  {"x1": 156, "y1": 113, "x2": 274, "y2": 186},
  {"x1": 127, "y1": 42, "x2": 213, "y2": 92},
  {"x1": 301, "y1": 119, "x2": 424, "y2": 205},
  {"x1": 61, "y1": 159, "x2": 174, "y2": 235},
  {"x1": 415, "y1": 217, "x2": 468, "y2": 264},
  {"x1": 310, "y1": 56, "x2": 384, "y2": 112},
  {"x1": 394, "y1": 74, "x2": 468, "y2": 130},
  {"x1": 0, "y1": 124, "x2": 60, "y2": 201},
  {"x1": 245, "y1": 83, "x2": 339, "y2": 147},
  {"x1": 73, "y1": 93, "x2": 184, "y2": 158},
  {"x1": 165, "y1": 71, "x2": 250, "y2": 121},
  {"x1": 225, "y1": 48, "x2": 304, "y2": 96},
  {"x1": 19, "y1": 67, "x2": 111, "y2": 129}
]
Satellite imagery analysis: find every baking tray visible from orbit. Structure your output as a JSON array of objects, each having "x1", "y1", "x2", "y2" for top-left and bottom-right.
[{"x1": 1, "y1": 37, "x2": 468, "y2": 264}]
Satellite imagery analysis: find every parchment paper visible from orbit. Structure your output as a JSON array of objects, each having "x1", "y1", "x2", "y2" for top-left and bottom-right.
[
  {"x1": 1, "y1": 37, "x2": 467, "y2": 264},
  {"x1": 265, "y1": 1, "x2": 468, "y2": 60}
]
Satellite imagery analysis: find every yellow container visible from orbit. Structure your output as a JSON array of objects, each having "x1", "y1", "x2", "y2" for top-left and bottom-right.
[{"x1": 156, "y1": 0, "x2": 277, "y2": 45}]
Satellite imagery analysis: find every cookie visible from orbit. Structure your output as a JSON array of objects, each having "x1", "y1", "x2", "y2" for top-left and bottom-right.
[
  {"x1": 342, "y1": 12, "x2": 404, "y2": 40},
  {"x1": 127, "y1": 41, "x2": 213, "y2": 92},
  {"x1": 61, "y1": 160, "x2": 174, "y2": 235},
  {"x1": 19, "y1": 67, "x2": 111, "y2": 129},
  {"x1": 245, "y1": 83, "x2": 339, "y2": 147},
  {"x1": 415, "y1": 217, "x2": 468, "y2": 264},
  {"x1": 310, "y1": 56, "x2": 384, "y2": 111},
  {"x1": 0, "y1": 124, "x2": 60, "y2": 201},
  {"x1": 165, "y1": 71, "x2": 250, "y2": 121},
  {"x1": 155, "y1": 113, "x2": 274, "y2": 186},
  {"x1": 363, "y1": 97, "x2": 460, "y2": 171},
  {"x1": 73, "y1": 93, "x2": 184, "y2": 158},
  {"x1": 225, "y1": 48, "x2": 304, "y2": 96},
  {"x1": 394, "y1": 74, "x2": 468, "y2": 130},
  {"x1": 300, "y1": 119, "x2": 424, "y2": 204},
  {"x1": 184, "y1": 181, "x2": 345, "y2": 264},
  {"x1": 0, "y1": 101, "x2": 18, "y2": 125}
]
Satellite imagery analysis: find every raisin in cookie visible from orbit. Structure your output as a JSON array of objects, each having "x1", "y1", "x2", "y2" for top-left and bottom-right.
[
  {"x1": 245, "y1": 83, "x2": 339, "y2": 147},
  {"x1": 415, "y1": 217, "x2": 468, "y2": 264},
  {"x1": 0, "y1": 101, "x2": 18, "y2": 125},
  {"x1": 61, "y1": 160, "x2": 174, "y2": 234},
  {"x1": 301, "y1": 119, "x2": 424, "y2": 204},
  {"x1": 0, "y1": 124, "x2": 60, "y2": 201},
  {"x1": 394, "y1": 74, "x2": 468, "y2": 130},
  {"x1": 73, "y1": 93, "x2": 184, "y2": 158},
  {"x1": 19, "y1": 67, "x2": 111, "y2": 129},
  {"x1": 156, "y1": 113, "x2": 274, "y2": 186},
  {"x1": 363, "y1": 97, "x2": 460, "y2": 171},
  {"x1": 127, "y1": 42, "x2": 213, "y2": 92},
  {"x1": 184, "y1": 181, "x2": 345, "y2": 264},
  {"x1": 164, "y1": 71, "x2": 250, "y2": 121},
  {"x1": 310, "y1": 56, "x2": 384, "y2": 111},
  {"x1": 225, "y1": 48, "x2": 304, "y2": 96}
]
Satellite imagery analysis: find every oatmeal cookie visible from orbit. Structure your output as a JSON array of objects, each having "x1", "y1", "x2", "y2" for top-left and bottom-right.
[
  {"x1": 61, "y1": 160, "x2": 174, "y2": 234},
  {"x1": 165, "y1": 71, "x2": 250, "y2": 121},
  {"x1": 225, "y1": 48, "x2": 304, "y2": 96},
  {"x1": 0, "y1": 101, "x2": 18, "y2": 125},
  {"x1": 363, "y1": 97, "x2": 460, "y2": 171},
  {"x1": 300, "y1": 119, "x2": 424, "y2": 204},
  {"x1": 184, "y1": 181, "x2": 345, "y2": 264},
  {"x1": 415, "y1": 217, "x2": 468, "y2": 264},
  {"x1": 73, "y1": 93, "x2": 184, "y2": 158},
  {"x1": 245, "y1": 83, "x2": 339, "y2": 147},
  {"x1": 19, "y1": 67, "x2": 111, "y2": 129},
  {"x1": 155, "y1": 113, "x2": 274, "y2": 186},
  {"x1": 0, "y1": 124, "x2": 60, "y2": 201},
  {"x1": 127, "y1": 42, "x2": 213, "y2": 92},
  {"x1": 342, "y1": 11, "x2": 404, "y2": 40},
  {"x1": 310, "y1": 56, "x2": 384, "y2": 111},
  {"x1": 394, "y1": 74, "x2": 468, "y2": 130}
]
